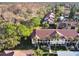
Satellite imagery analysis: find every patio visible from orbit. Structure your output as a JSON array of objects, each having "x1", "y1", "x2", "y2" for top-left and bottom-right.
[{"x1": 34, "y1": 39, "x2": 79, "y2": 52}]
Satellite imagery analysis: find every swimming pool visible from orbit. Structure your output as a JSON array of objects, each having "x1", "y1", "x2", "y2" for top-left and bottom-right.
[{"x1": 57, "y1": 51, "x2": 79, "y2": 56}]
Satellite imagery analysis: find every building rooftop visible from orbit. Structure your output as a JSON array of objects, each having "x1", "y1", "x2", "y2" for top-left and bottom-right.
[{"x1": 32, "y1": 29, "x2": 78, "y2": 40}]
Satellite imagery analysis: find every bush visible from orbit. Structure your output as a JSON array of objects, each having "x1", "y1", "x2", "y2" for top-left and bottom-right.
[
  {"x1": 31, "y1": 17, "x2": 41, "y2": 27},
  {"x1": 34, "y1": 48, "x2": 44, "y2": 56}
]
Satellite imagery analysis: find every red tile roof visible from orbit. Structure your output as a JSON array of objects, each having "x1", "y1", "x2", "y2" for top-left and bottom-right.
[
  {"x1": 56, "y1": 29, "x2": 77, "y2": 38},
  {"x1": 35, "y1": 29, "x2": 55, "y2": 39},
  {"x1": 32, "y1": 29, "x2": 78, "y2": 40}
]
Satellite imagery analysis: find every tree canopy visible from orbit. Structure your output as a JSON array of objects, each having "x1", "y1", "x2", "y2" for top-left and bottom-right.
[
  {"x1": 17, "y1": 24, "x2": 32, "y2": 37},
  {"x1": 31, "y1": 17, "x2": 41, "y2": 27},
  {"x1": 34, "y1": 48, "x2": 44, "y2": 56},
  {"x1": 69, "y1": 5, "x2": 76, "y2": 19},
  {"x1": 55, "y1": 4, "x2": 64, "y2": 22},
  {"x1": 0, "y1": 23, "x2": 20, "y2": 50},
  {"x1": 0, "y1": 22, "x2": 32, "y2": 51}
]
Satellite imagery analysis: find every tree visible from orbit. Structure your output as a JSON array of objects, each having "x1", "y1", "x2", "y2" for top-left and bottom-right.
[
  {"x1": 42, "y1": 22, "x2": 49, "y2": 28},
  {"x1": 34, "y1": 48, "x2": 44, "y2": 56},
  {"x1": 20, "y1": 20, "x2": 34, "y2": 28},
  {"x1": 76, "y1": 8, "x2": 79, "y2": 12},
  {"x1": 36, "y1": 8, "x2": 46, "y2": 18},
  {"x1": 55, "y1": 4, "x2": 64, "y2": 22},
  {"x1": 36, "y1": 5, "x2": 52, "y2": 19},
  {"x1": 0, "y1": 22, "x2": 33, "y2": 51},
  {"x1": 46, "y1": 4, "x2": 52, "y2": 12},
  {"x1": 31, "y1": 17, "x2": 41, "y2": 27},
  {"x1": 0, "y1": 23, "x2": 20, "y2": 51},
  {"x1": 26, "y1": 9, "x2": 33, "y2": 14},
  {"x1": 17, "y1": 24, "x2": 32, "y2": 37},
  {"x1": 69, "y1": 5, "x2": 76, "y2": 19}
]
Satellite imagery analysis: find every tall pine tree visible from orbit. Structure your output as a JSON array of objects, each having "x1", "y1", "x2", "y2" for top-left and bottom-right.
[{"x1": 69, "y1": 5, "x2": 76, "y2": 19}]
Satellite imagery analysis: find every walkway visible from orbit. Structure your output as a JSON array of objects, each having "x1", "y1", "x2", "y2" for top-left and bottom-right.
[{"x1": 0, "y1": 50, "x2": 34, "y2": 56}]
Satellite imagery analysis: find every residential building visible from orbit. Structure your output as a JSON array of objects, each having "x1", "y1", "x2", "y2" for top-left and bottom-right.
[
  {"x1": 31, "y1": 29, "x2": 78, "y2": 45},
  {"x1": 57, "y1": 21, "x2": 78, "y2": 29},
  {"x1": 43, "y1": 12, "x2": 55, "y2": 24}
]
